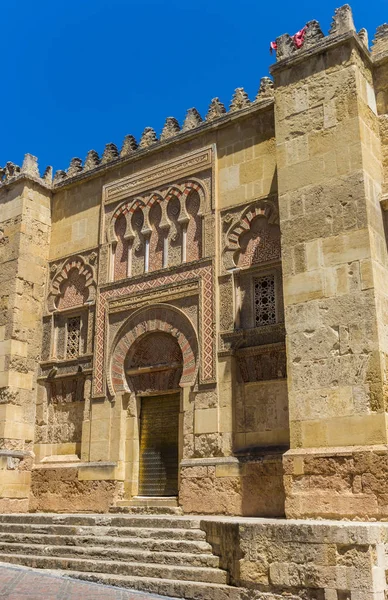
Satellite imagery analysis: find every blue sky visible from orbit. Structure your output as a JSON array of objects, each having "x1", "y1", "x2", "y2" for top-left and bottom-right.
[{"x1": 2, "y1": 0, "x2": 387, "y2": 174}]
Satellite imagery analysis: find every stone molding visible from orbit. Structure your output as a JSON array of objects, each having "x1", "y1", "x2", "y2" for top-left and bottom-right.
[
  {"x1": 93, "y1": 260, "x2": 215, "y2": 397},
  {"x1": 48, "y1": 252, "x2": 97, "y2": 312},
  {"x1": 107, "y1": 280, "x2": 199, "y2": 314},
  {"x1": 219, "y1": 323, "x2": 286, "y2": 354},
  {"x1": 109, "y1": 303, "x2": 198, "y2": 395},
  {"x1": 103, "y1": 147, "x2": 213, "y2": 205}
]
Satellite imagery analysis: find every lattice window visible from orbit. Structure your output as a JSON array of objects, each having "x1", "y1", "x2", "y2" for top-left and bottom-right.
[
  {"x1": 254, "y1": 275, "x2": 276, "y2": 327},
  {"x1": 66, "y1": 316, "x2": 81, "y2": 358}
]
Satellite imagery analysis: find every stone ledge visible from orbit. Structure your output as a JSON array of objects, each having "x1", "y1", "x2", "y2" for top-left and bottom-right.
[
  {"x1": 33, "y1": 461, "x2": 117, "y2": 471},
  {"x1": 285, "y1": 444, "x2": 388, "y2": 458},
  {"x1": 0, "y1": 450, "x2": 32, "y2": 459},
  {"x1": 270, "y1": 30, "x2": 371, "y2": 74}
]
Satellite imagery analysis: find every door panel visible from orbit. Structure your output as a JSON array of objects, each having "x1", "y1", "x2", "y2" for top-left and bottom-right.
[{"x1": 139, "y1": 394, "x2": 180, "y2": 496}]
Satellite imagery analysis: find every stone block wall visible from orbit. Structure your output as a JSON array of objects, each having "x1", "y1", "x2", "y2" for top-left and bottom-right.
[
  {"x1": 180, "y1": 456, "x2": 285, "y2": 517},
  {"x1": 202, "y1": 519, "x2": 388, "y2": 600},
  {"x1": 0, "y1": 175, "x2": 51, "y2": 512}
]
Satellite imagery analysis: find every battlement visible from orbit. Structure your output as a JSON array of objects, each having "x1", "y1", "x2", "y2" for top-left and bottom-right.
[{"x1": 1, "y1": 4, "x2": 388, "y2": 192}]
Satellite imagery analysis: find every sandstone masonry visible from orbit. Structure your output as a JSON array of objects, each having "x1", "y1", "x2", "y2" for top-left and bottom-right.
[{"x1": 0, "y1": 4, "x2": 388, "y2": 527}]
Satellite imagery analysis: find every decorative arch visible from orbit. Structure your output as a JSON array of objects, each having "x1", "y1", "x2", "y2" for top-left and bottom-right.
[
  {"x1": 107, "y1": 179, "x2": 207, "y2": 244},
  {"x1": 48, "y1": 256, "x2": 96, "y2": 311},
  {"x1": 109, "y1": 304, "x2": 198, "y2": 396},
  {"x1": 223, "y1": 199, "x2": 280, "y2": 270},
  {"x1": 107, "y1": 197, "x2": 146, "y2": 243}
]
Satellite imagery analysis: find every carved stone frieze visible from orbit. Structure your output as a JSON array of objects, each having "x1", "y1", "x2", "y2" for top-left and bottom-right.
[
  {"x1": 47, "y1": 250, "x2": 98, "y2": 312},
  {"x1": 108, "y1": 280, "x2": 199, "y2": 314},
  {"x1": 39, "y1": 355, "x2": 93, "y2": 380},
  {"x1": 236, "y1": 343, "x2": 287, "y2": 383},
  {"x1": 103, "y1": 147, "x2": 213, "y2": 204},
  {"x1": 221, "y1": 197, "x2": 281, "y2": 272},
  {"x1": 219, "y1": 323, "x2": 286, "y2": 355},
  {"x1": 218, "y1": 275, "x2": 234, "y2": 332},
  {"x1": 93, "y1": 260, "x2": 215, "y2": 397}
]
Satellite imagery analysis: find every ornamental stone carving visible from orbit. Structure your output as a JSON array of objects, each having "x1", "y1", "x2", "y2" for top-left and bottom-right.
[
  {"x1": 109, "y1": 304, "x2": 198, "y2": 396},
  {"x1": 48, "y1": 253, "x2": 97, "y2": 311},
  {"x1": 222, "y1": 198, "x2": 281, "y2": 271}
]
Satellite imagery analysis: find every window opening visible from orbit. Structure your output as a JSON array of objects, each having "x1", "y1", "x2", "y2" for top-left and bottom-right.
[
  {"x1": 66, "y1": 316, "x2": 81, "y2": 358},
  {"x1": 254, "y1": 275, "x2": 276, "y2": 327}
]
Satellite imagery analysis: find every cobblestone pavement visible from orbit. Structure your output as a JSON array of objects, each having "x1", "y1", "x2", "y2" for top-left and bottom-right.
[{"x1": 0, "y1": 563, "x2": 175, "y2": 600}]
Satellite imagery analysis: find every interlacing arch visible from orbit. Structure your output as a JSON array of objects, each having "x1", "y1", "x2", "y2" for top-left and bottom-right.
[
  {"x1": 108, "y1": 179, "x2": 206, "y2": 244},
  {"x1": 223, "y1": 198, "x2": 281, "y2": 270},
  {"x1": 107, "y1": 179, "x2": 206, "y2": 280},
  {"x1": 48, "y1": 256, "x2": 96, "y2": 311}
]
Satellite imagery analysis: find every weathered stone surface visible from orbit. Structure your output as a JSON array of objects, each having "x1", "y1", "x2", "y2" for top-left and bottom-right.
[
  {"x1": 182, "y1": 108, "x2": 202, "y2": 131},
  {"x1": 101, "y1": 143, "x2": 119, "y2": 164},
  {"x1": 229, "y1": 88, "x2": 250, "y2": 112},
  {"x1": 206, "y1": 98, "x2": 226, "y2": 121},
  {"x1": 67, "y1": 157, "x2": 83, "y2": 177},
  {"x1": 120, "y1": 135, "x2": 138, "y2": 157},
  {"x1": 160, "y1": 117, "x2": 180, "y2": 140},
  {"x1": 83, "y1": 150, "x2": 100, "y2": 171},
  {"x1": 2, "y1": 5, "x2": 388, "y2": 537}
]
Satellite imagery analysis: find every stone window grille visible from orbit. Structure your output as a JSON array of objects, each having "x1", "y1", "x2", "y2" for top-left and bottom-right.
[
  {"x1": 254, "y1": 275, "x2": 277, "y2": 327},
  {"x1": 66, "y1": 316, "x2": 81, "y2": 358}
]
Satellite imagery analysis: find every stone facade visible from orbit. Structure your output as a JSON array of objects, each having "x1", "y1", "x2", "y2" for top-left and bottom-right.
[{"x1": 1, "y1": 4, "x2": 388, "y2": 523}]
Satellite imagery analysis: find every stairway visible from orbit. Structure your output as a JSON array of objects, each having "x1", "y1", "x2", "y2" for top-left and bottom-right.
[{"x1": 0, "y1": 513, "x2": 242, "y2": 600}]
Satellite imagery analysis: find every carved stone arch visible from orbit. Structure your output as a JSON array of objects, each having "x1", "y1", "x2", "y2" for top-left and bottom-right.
[
  {"x1": 109, "y1": 304, "x2": 198, "y2": 396},
  {"x1": 49, "y1": 256, "x2": 96, "y2": 311},
  {"x1": 223, "y1": 199, "x2": 280, "y2": 270},
  {"x1": 182, "y1": 179, "x2": 207, "y2": 216},
  {"x1": 107, "y1": 198, "x2": 146, "y2": 243},
  {"x1": 146, "y1": 192, "x2": 169, "y2": 231},
  {"x1": 164, "y1": 185, "x2": 187, "y2": 225}
]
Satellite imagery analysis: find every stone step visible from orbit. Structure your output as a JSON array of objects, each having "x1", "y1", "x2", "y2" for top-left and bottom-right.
[
  {"x1": 0, "y1": 542, "x2": 220, "y2": 568},
  {"x1": 0, "y1": 513, "x2": 201, "y2": 529},
  {"x1": 0, "y1": 532, "x2": 212, "y2": 554},
  {"x1": 62, "y1": 570, "x2": 243, "y2": 600},
  {"x1": 0, "y1": 523, "x2": 206, "y2": 541},
  {"x1": 110, "y1": 506, "x2": 183, "y2": 515},
  {"x1": 0, "y1": 554, "x2": 228, "y2": 584}
]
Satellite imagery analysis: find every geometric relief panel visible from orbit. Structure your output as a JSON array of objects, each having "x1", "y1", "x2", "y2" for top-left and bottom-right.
[{"x1": 93, "y1": 260, "x2": 215, "y2": 397}]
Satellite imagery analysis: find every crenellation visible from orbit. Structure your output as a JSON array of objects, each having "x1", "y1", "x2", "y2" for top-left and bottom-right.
[
  {"x1": 42, "y1": 166, "x2": 53, "y2": 183},
  {"x1": 66, "y1": 157, "x2": 83, "y2": 177},
  {"x1": 358, "y1": 27, "x2": 369, "y2": 48},
  {"x1": 21, "y1": 154, "x2": 40, "y2": 179},
  {"x1": 160, "y1": 117, "x2": 180, "y2": 140},
  {"x1": 372, "y1": 23, "x2": 388, "y2": 59},
  {"x1": 274, "y1": 34, "x2": 297, "y2": 61},
  {"x1": 206, "y1": 98, "x2": 227, "y2": 121},
  {"x1": 302, "y1": 20, "x2": 324, "y2": 49},
  {"x1": 139, "y1": 127, "x2": 158, "y2": 148},
  {"x1": 3, "y1": 162, "x2": 21, "y2": 181},
  {"x1": 83, "y1": 149, "x2": 100, "y2": 171},
  {"x1": 229, "y1": 87, "x2": 250, "y2": 112},
  {"x1": 182, "y1": 108, "x2": 202, "y2": 131},
  {"x1": 120, "y1": 134, "x2": 138, "y2": 157},
  {"x1": 329, "y1": 4, "x2": 356, "y2": 36},
  {"x1": 101, "y1": 142, "x2": 119, "y2": 164},
  {"x1": 53, "y1": 170, "x2": 66, "y2": 183},
  {"x1": 255, "y1": 77, "x2": 274, "y2": 101}
]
